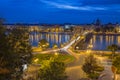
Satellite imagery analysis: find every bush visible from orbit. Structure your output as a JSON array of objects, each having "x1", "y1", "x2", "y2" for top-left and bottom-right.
[{"x1": 88, "y1": 73, "x2": 99, "y2": 79}]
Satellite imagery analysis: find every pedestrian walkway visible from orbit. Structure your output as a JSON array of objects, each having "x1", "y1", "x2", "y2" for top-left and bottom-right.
[
  {"x1": 116, "y1": 74, "x2": 120, "y2": 80},
  {"x1": 66, "y1": 53, "x2": 87, "y2": 80},
  {"x1": 98, "y1": 59, "x2": 114, "y2": 80}
]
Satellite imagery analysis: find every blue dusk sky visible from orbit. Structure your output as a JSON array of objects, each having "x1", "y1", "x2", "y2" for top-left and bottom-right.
[{"x1": 0, "y1": 0, "x2": 120, "y2": 24}]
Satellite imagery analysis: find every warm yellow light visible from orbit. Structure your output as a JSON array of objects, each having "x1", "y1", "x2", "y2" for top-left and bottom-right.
[
  {"x1": 76, "y1": 46, "x2": 79, "y2": 49},
  {"x1": 55, "y1": 52, "x2": 58, "y2": 56},
  {"x1": 89, "y1": 44, "x2": 93, "y2": 48},
  {"x1": 34, "y1": 58, "x2": 39, "y2": 63},
  {"x1": 42, "y1": 45, "x2": 46, "y2": 47},
  {"x1": 46, "y1": 43, "x2": 49, "y2": 45},
  {"x1": 86, "y1": 50, "x2": 91, "y2": 53}
]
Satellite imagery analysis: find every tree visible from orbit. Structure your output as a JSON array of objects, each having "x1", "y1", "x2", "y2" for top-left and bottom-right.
[
  {"x1": 0, "y1": 19, "x2": 13, "y2": 79},
  {"x1": 82, "y1": 55, "x2": 103, "y2": 79},
  {"x1": 38, "y1": 39, "x2": 49, "y2": 50},
  {"x1": 107, "y1": 44, "x2": 119, "y2": 59},
  {"x1": 0, "y1": 23, "x2": 32, "y2": 80},
  {"x1": 8, "y1": 26, "x2": 32, "y2": 79},
  {"x1": 107, "y1": 44, "x2": 119, "y2": 80},
  {"x1": 38, "y1": 55, "x2": 67, "y2": 80},
  {"x1": 112, "y1": 56, "x2": 120, "y2": 80},
  {"x1": 113, "y1": 56, "x2": 120, "y2": 73},
  {"x1": 52, "y1": 44, "x2": 58, "y2": 49}
]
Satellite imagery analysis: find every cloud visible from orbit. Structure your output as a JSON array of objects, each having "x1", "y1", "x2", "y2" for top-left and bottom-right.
[
  {"x1": 82, "y1": 0, "x2": 120, "y2": 5},
  {"x1": 40, "y1": 0, "x2": 107, "y2": 11}
]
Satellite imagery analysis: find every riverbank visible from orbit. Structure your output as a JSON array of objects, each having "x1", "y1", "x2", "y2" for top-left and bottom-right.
[
  {"x1": 30, "y1": 31, "x2": 73, "y2": 34},
  {"x1": 73, "y1": 50, "x2": 120, "y2": 54},
  {"x1": 93, "y1": 32, "x2": 120, "y2": 35}
]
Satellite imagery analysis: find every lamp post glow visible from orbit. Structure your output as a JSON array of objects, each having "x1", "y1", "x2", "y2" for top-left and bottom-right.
[
  {"x1": 76, "y1": 46, "x2": 79, "y2": 50},
  {"x1": 55, "y1": 52, "x2": 58, "y2": 56},
  {"x1": 87, "y1": 49, "x2": 91, "y2": 53},
  {"x1": 34, "y1": 58, "x2": 39, "y2": 63}
]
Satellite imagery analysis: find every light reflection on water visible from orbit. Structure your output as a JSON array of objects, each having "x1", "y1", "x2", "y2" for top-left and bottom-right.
[
  {"x1": 29, "y1": 32, "x2": 72, "y2": 48},
  {"x1": 91, "y1": 35, "x2": 120, "y2": 50}
]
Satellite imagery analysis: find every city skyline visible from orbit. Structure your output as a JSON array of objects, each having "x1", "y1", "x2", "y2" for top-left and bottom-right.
[{"x1": 0, "y1": 0, "x2": 120, "y2": 24}]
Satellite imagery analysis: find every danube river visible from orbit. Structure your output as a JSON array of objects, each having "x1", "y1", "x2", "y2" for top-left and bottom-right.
[
  {"x1": 91, "y1": 34, "x2": 120, "y2": 50},
  {"x1": 29, "y1": 32, "x2": 73, "y2": 48}
]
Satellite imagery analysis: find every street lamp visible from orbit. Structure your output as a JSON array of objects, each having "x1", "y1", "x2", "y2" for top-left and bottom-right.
[
  {"x1": 55, "y1": 52, "x2": 58, "y2": 56},
  {"x1": 86, "y1": 49, "x2": 91, "y2": 54},
  {"x1": 88, "y1": 44, "x2": 93, "y2": 48},
  {"x1": 76, "y1": 46, "x2": 79, "y2": 50},
  {"x1": 34, "y1": 58, "x2": 39, "y2": 63}
]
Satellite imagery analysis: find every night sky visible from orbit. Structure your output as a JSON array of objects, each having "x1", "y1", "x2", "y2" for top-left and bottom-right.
[{"x1": 0, "y1": 0, "x2": 120, "y2": 24}]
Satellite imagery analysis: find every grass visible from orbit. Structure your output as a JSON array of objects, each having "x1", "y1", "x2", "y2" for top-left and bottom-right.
[{"x1": 32, "y1": 54, "x2": 75, "y2": 64}]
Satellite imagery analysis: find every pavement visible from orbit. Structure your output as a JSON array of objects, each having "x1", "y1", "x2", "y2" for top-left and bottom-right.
[
  {"x1": 98, "y1": 58, "x2": 114, "y2": 80},
  {"x1": 116, "y1": 74, "x2": 120, "y2": 80},
  {"x1": 66, "y1": 53, "x2": 87, "y2": 80}
]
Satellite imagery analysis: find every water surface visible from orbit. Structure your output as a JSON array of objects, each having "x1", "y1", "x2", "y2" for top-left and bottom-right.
[
  {"x1": 91, "y1": 34, "x2": 120, "y2": 50},
  {"x1": 29, "y1": 32, "x2": 73, "y2": 48}
]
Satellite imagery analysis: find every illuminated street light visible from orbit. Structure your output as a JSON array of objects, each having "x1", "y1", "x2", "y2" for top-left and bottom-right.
[
  {"x1": 46, "y1": 43, "x2": 49, "y2": 46},
  {"x1": 86, "y1": 49, "x2": 91, "y2": 53},
  {"x1": 76, "y1": 46, "x2": 79, "y2": 50},
  {"x1": 89, "y1": 44, "x2": 93, "y2": 48},
  {"x1": 55, "y1": 52, "x2": 58, "y2": 56},
  {"x1": 34, "y1": 58, "x2": 39, "y2": 63},
  {"x1": 42, "y1": 45, "x2": 46, "y2": 47}
]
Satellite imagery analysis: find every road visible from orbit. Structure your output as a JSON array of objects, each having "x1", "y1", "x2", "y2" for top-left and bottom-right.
[
  {"x1": 66, "y1": 52, "x2": 87, "y2": 80},
  {"x1": 34, "y1": 31, "x2": 90, "y2": 57},
  {"x1": 38, "y1": 39, "x2": 77, "y2": 53}
]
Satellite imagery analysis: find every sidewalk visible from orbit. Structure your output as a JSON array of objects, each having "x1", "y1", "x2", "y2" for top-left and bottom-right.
[
  {"x1": 116, "y1": 74, "x2": 120, "y2": 80},
  {"x1": 98, "y1": 59, "x2": 113, "y2": 80}
]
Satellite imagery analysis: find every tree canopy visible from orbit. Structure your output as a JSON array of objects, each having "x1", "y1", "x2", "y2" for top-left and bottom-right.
[
  {"x1": 38, "y1": 55, "x2": 67, "y2": 80},
  {"x1": 107, "y1": 44, "x2": 119, "y2": 52},
  {"x1": 38, "y1": 39, "x2": 49, "y2": 50},
  {"x1": 0, "y1": 23, "x2": 32, "y2": 80},
  {"x1": 82, "y1": 55, "x2": 104, "y2": 79},
  {"x1": 113, "y1": 56, "x2": 120, "y2": 74},
  {"x1": 52, "y1": 44, "x2": 58, "y2": 49},
  {"x1": 107, "y1": 44, "x2": 119, "y2": 59}
]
